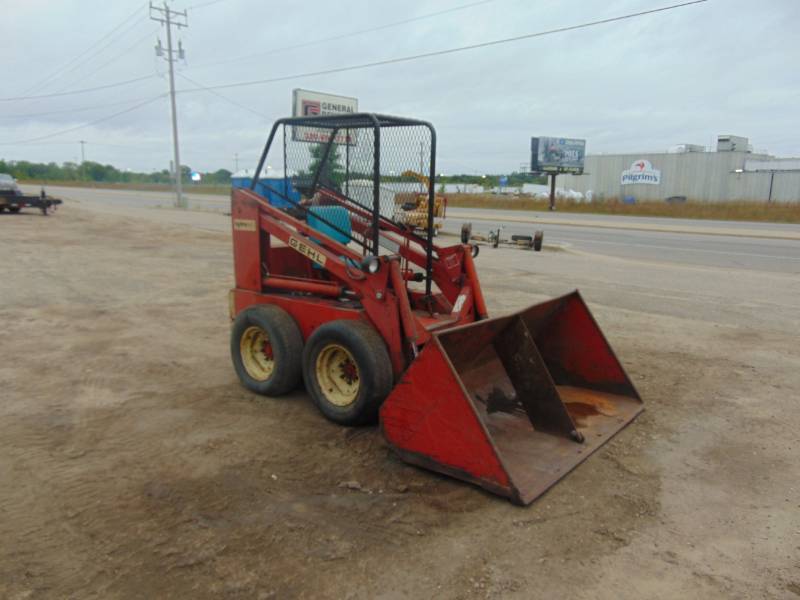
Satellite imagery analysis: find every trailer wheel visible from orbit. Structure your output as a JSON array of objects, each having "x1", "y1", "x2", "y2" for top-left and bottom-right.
[
  {"x1": 460, "y1": 222, "x2": 472, "y2": 244},
  {"x1": 533, "y1": 230, "x2": 544, "y2": 251},
  {"x1": 8, "y1": 206, "x2": 20, "y2": 214},
  {"x1": 231, "y1": 304, "x2": 303, "y2": 396},
  {"x1": 302, "y1": 320, "x2": 392, "y2": 426}
]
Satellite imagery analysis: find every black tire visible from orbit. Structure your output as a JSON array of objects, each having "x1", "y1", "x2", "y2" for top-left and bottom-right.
[
  {"x1": 533, "y1": 230, "x2": 544, "y2": 252},
  {"x1": 8, "y1": 206, "x2": 20, "y2": 214},
  {"x1": 231, "y1": 304, "x2": 303, "y2": 396},
  {"x1": 0, "y1": 206, "x2": 6, "y2": 213},
  {"x1": 460, "y1": 222, "x2": 472, "y2": 244},
  {"x1": 302, "y1": 320, "x2": 392, "y2": 426}
]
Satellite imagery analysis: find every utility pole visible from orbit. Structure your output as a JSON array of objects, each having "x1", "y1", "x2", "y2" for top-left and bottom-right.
[
  {"x1": 79, "y1": 140, "x2": 86, "y2": 163},
  {"x1": 234, "y1": 153, "x2": 239, "y2": 172},
  {"x1": 150, "y1": 2, "x2": 188, "y2": 209}
]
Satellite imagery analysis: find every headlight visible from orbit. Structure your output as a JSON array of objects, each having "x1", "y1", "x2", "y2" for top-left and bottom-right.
[{"x1": 360, "y1": 256, "x2": 380, "y2": 274}]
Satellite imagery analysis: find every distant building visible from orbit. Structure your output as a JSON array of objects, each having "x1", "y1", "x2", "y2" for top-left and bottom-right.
[
  {"x1": 560, "y1": 135, "x2": 800, "y2": 203},
  {"x1": 440, "y1": 183, "x2": 484, "y2": 194}
]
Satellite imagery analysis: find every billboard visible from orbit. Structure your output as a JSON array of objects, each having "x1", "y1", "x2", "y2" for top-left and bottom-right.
[
  {"x1": 530, "y1": 137, "x2": 586, "y2": 174},
  {"x1": 621, "y1": 159, "x2": 661, "y2": 185},
  {"x1": 292, "y1": 88, "x2": 358, "y2": 145}
]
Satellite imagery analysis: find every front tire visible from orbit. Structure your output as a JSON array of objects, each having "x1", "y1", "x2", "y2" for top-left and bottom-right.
[
  {"x1": 231, "y1": 304, "x2": 303, "y2": 396},
  {"x1": 302, "y1": 320, "x2": 392, "y2": 426}
]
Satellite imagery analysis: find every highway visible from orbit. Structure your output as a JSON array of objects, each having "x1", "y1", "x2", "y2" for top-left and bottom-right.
[
  {"x1": 449, "y1": 210, "x2": 800, "y2": 274},
  {"x1": 23, "y1": 184, "x2": 800, "y2": 275}
]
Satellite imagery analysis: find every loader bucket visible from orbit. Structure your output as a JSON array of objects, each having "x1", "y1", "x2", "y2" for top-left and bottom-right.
[{"x1": 380, "y1": 291, "x2": 643, "y2": 505}]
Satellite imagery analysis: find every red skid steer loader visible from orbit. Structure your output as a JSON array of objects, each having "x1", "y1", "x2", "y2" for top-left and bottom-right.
[{"x1": 229, "y1": 114, "x2": 642, "y2": 504}]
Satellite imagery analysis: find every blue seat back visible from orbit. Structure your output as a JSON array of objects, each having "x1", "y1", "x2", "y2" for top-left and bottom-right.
[{"x1": 307, "y1": 206, "x2": 352, "y2": 244}]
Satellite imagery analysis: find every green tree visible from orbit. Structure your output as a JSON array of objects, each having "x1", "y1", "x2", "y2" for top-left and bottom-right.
[
  {"x1": 204, "y1": 168, "x2": 232, "y2": 184},
  {"x1": 307, "y1": 142, "x2": 345, "y2": 189}
]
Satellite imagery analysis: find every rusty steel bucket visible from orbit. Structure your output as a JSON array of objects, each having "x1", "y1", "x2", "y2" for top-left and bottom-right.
[{"x1": 380, "y1": 291, "x2": 643, "y2": 505}]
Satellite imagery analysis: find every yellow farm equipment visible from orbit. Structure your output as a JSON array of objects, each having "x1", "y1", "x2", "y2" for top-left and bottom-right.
[{"x1": 394, "y1": 170, "x2": 447, "y2": 235}]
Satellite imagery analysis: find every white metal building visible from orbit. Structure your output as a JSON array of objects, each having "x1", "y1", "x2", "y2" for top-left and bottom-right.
[{"x1": 560, "y1": 135, "x2": 800, "y2": 203}]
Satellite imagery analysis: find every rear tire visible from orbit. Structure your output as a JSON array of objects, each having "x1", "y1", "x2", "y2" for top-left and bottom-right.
[
  {"x1": 302, "y1": 320, "x2": 392, "y2": 426},
  {"x1": 231, "y1": 304, "x2": 303, "y2": 396}
]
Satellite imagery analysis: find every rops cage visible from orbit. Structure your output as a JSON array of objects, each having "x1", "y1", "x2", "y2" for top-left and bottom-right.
[{"x1": 250, "y1": 113, "x2": 437, "y2": 295}]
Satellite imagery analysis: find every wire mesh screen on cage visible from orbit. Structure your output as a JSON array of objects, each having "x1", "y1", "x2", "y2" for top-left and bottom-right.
[
  {"x1": 252, "y1": 114, "x2": 437, "y2": 292},
  {"x1": 283, "y1": 121, "x2": 433, "y2": 227}
]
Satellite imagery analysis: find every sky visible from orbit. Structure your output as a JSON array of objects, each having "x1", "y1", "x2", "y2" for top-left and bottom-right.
[{"x1": 1, "y1": 0, "x2": 799, "y2": 175}]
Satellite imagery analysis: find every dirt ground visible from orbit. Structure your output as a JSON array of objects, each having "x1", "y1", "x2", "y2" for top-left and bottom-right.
[{"x1": 1, "y1": 202, "x2": 798, "y2": 599}]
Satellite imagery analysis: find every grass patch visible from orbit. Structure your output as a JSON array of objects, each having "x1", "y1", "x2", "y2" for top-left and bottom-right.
[
  {"x1": 19, "y1": 180, "x2": 230, "y2": 197},
  {"x1": 19, "y1": 181, "x2": 800, "y2": 224},
  {"x1": 446, "y1": 194, "x2": 800, "y2": 224}
]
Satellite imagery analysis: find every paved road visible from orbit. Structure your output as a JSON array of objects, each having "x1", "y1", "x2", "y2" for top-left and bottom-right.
[
  {"x1": 25, "y1": 184, "x2": 800, "y2": 275},
  {"x1": 447, "y1": 212, "x2": 800, "y2": 274}
]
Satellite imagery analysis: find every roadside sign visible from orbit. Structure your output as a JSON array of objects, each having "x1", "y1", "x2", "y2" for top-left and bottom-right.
[
  {"x1": 292, "y1": 88, "x2": 358, "y2": 145},
  {"x1": 531, "y1": 137, "x2": 586, "y2": 174}
]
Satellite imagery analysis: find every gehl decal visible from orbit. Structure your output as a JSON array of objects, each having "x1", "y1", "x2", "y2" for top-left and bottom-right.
[{"x1": 288, "y1": 236, "x2": 327, "y2": 267}]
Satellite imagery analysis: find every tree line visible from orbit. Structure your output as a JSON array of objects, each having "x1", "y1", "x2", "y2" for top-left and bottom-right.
[
  {"x1": 0, "y1": 159, "x2": 232, "y2": 186},
  {"x1": 1, "y1": 154, "x2": 544, "y2": 189}
]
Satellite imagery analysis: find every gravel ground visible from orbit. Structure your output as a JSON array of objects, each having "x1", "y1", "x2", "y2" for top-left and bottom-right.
[{"x1": 1, "y1": 201, "x2": 798, "y2": 599}]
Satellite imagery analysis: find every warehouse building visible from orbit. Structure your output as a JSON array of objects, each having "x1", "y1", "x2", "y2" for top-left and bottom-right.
[{"x1": 559, "y1": 135, "x2": 800, "y2": 203}]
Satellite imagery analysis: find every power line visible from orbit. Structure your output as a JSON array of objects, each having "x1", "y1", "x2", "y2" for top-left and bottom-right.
[
  {"x1": 66, "y1": 27, "x2": 161, "y2": 90},
  {"x1": 2, "y1": 1, "x2": 708, "y2": 160},
  {"x1": 1, "y1": 1, "x2": 704, "y2": 103},
  {"x1": 177, "y1": 73, "x2": 269, "y2": 119},
  {"x1": 0, "y1": 94, "x2": 166, "y2": 145},
  {"x1": 184, "y1": 0, "x2": 229, "y2": 9},
  {"x1": 43, "y1": 15, "x2": 152, "y2": 95},
  {"x1": 176, "y1": 1, "x2": 708, "y2": 96},
  {"x1": 0, "y1": 74, "x2": 158, "y2": 102},
  {"x1": 0, "y1": 94, "x2": 166, "y2": 119},
  {"x1": 185, "y1": 0, "x2": 500, "y2": 72},
  {"x1": 20, "y1": 3, "x2": 148, "y2": 96}
]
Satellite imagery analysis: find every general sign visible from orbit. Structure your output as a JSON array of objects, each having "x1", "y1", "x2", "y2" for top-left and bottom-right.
[{"x1": 292, "y1": 88, "x2": 358, "y2": 145}]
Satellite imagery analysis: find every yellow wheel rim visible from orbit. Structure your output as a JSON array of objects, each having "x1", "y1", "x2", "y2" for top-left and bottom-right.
[
  {"x1": 240, "y1": 325, "x2": 275, "y2": 381},
  {"x1": 316, "y1": 344, "x2": 360, "y2": 407}
]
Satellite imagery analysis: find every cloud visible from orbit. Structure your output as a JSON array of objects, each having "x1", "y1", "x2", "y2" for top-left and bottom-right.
[{"x1": 2, "y1": 0, "x2": 798, "y2": 172}]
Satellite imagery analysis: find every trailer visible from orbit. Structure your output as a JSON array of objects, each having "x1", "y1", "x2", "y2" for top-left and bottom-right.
[
  {"x1": 461, "y1": 222, "x2": 544, "y2": 251},
  {"x1": 0, "y1": 188, "x2": 62, "y2": 216}
]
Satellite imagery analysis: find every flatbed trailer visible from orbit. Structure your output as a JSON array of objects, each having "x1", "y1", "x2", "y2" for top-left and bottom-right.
[{"x1": 0, "y1": 189, "x2": 63, "y2": 216}]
